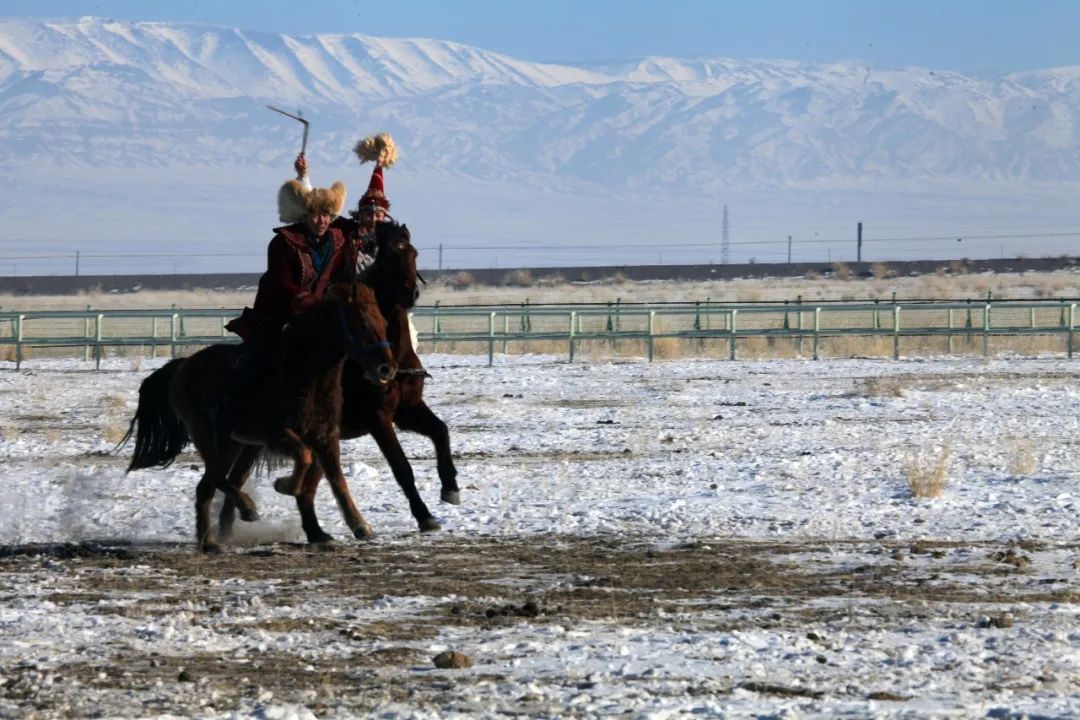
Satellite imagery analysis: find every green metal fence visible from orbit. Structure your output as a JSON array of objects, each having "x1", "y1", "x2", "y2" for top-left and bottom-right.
[{"x1": 0, "y1": 299, "x2": 1076, "y2": 368}]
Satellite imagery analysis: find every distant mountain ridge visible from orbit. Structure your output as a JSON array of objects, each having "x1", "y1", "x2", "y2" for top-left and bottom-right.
[
  {"x1": 1, "y1": 16, "x2": 1079, "y2": 275},
  {"x1": 2, "y1": 16, "x2": 1079, "y2": 186}
]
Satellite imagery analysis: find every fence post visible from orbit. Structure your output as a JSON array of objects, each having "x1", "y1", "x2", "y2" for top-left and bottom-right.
[
  {"x1": 983, "y1": 298, "x2": 991, "y2": 357},
  {"x1": 432, "y1": 300, "x2": 441, "y2": 353},
  {"x1": 728, "y1": 309, "x2": 738, "y2": 360},
  {"x1": 796, "y1": 295, "x2": 804, "y2": 356},
  {"x1": 84, "y1": 305, "x2": 92, "y2": 361},
  {"x1": 487, "y1": 312, "x2": 496, "y2": 367},
  {"x1": 503, "y1": 314, "x2": 510, "y2": 355},
  {"x1": 15, "y1": 314, "x2": 24, "y2": 369},
  {"x1": 694, "y1": 300, "x2": 704, "y2": 350},
  {"x1": 648, "y1": 311, "x2": 655, "y2": 362},
  {"x1": 92, "y1": 313, "x2": 104, "y2": 370},
  {"x1": 1068, "y1": 303, "x2": 1075, "y2": 359},
  {"x1": 170, "y1": 312, "x2": 179, "y2": 358},
  {"x1": 892, "y1": 304, "x2": 901, "y2": 360},
  {"x1": 947, "y1": 308, "x2": 954, "y2": 355},
  {"x1": 151, "y1": 316, "x2": 158, "y2": 359},
  {"x1": 812, "y1": 306, "x2": 821, "y2": 361},
  {"x1": 569, "y1": 311, "x2": 577, "y2": 363}
]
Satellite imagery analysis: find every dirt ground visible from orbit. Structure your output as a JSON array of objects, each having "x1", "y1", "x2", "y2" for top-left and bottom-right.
[{"x1": 1, "y1": 534, "x2": 1076, "y2": 718}]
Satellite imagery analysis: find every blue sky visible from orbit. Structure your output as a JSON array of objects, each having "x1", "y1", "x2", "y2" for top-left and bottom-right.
[{"x1": 4, "y1": 0, "x2": 1077, "y2": 73}]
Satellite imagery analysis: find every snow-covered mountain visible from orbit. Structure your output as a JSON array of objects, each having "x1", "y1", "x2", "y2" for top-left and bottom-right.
[{"x1": 0, "y1": 16, "x2": 1078, "y2": 275}]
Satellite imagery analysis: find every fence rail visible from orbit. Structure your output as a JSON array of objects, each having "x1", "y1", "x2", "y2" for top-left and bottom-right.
[{"x1": 0, "y1": 299, "x2": 1076, "y2": 368}]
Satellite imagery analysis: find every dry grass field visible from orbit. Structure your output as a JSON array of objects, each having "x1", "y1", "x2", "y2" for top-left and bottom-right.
[{"x1": 1, "y1": 266, "x2": 1079, "y2": 312}]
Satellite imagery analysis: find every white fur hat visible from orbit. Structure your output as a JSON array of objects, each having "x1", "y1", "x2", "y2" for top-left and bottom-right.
[{"x1": 277, "y1": 179, "x2": 347, "y2": 223}]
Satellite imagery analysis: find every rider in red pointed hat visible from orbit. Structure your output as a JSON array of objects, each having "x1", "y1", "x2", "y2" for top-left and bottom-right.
[{"x1": 348, "y1": 133, "x2": 397, "y2": 270}]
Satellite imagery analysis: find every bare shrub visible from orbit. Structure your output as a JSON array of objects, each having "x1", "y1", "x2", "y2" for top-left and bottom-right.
[
  {"x1": 537, "y1": 273, "x2": 566, "y2": 287},
  {"x1": 832, "y1": 263, "x2": 852, "y2": 281},
  {"x1": 872, "y1": 262, "x2": 891, "y2": 280},
  {"x1": 451, "y1": 271, "x2": 475, "y2": 290},
  {"x1": 905, "y1": 442, "x2": 953, "y2": 498},
  {"x1": 102, "y1": 422, "x2": 128, "y2": 445},
  {"x1": 949, "y1": 259, "x2": 969, "y2": 276},
  {"x1": 503, "y1": 270, "x2": 534, "y2": 288},
  {"x1": 804, "y1": 270, "x2": 820, "y2": 280},
  {"x1": 819, "y1": 335, "x2": 893, "y2": 359},
  {"x1": 611, "y1": 272, "x2": 629, "y2": 285},
  {"x1": 856, "y1": 377, "x2": 906, "y2": 397},
  {"x1": 0, "y1": 345, "x2": 15, "y2": 363},
  {"x1": 1005, "y1": 437, "x2": 1038, "y2": 476}
]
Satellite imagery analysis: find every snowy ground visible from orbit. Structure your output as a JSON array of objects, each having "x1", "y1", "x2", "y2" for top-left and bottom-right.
[{"x1": 0, "y1": 353, "x2": 1077, "y2": 718}]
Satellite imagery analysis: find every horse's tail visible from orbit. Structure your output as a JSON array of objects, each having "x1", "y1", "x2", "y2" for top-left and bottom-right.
[{"x1": 120, "y1": 357, "x2": 190, "y2": 471}]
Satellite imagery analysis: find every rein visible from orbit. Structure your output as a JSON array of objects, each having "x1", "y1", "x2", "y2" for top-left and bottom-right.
[{"x1": 395, "y1": 368, "x2": 432, "y2": 378}]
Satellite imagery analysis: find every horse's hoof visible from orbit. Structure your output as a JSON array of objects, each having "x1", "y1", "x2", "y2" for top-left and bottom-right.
[
  {"x1": 418, "y1": 516, "x2": 441, "y2": 532},
  {"x1": 440, "y1": 489, "x2": 461, "y2": 505},
  {"x1": 239, "y1": 507, "x2": 260, "y2": 522},
  {"x1": 353, "y1": 524, "x2": 376, "y2": 541},
  {"x1": 200, "y1": 543, "x2": 222, "y2": 555},
  {"x1": 273, "y1": 477, "x2": 300, "y2": 496},
  {"x1": 307, "y1": 531, "x2": 335, "y2": 545}
]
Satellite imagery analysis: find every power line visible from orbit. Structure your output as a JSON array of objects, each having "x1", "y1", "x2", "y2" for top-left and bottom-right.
[{"x1": 1, "y1": 229, "x2": 1078, "y2": 263}]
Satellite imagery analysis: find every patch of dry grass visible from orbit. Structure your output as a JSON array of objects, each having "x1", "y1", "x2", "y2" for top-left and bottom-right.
[
  {"x1": 905, "y1": 442, "x2": 954, "y2": 499},
  {"x1": 855, "y1": 377, "x2": 907, "y2": 398},
  {"x1": 1005, "y1": 437, "x2": 1039, "y2": 476}
]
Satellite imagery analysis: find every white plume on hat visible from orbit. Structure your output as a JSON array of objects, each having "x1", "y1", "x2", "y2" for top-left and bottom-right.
[
  {"x1": 277, "y1": 179, "x2": 347, "y2": 223},
  {"x1": 353, "y1": 133, "x2": 398, "y2": 167}
]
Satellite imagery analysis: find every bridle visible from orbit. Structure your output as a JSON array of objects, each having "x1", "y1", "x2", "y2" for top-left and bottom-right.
[{"x1": 337, "y1": 304, "x2": 390, "y2": 358}]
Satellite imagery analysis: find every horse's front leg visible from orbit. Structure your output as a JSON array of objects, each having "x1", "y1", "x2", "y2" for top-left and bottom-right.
[
  {"x1": 272, "y1": 428, "x2": 315, "y2": 497},
  {"x1": 394, "y1": 398, "x2": 460, "y2": 505},
  {"x1": 371, "y1": 412, "x2": 440, "y2": 532},
  {"x1": 310, "y1": 434, "x2": 375, "y2": 541},
  {"x1": 294, "y1": 462, "x2": 334, "y2": 544},
  {"x1": 218, "y1": 444, "x2": 263, "y2": 542},
  {"x1": 187, "y1": 417, "x2": 255, "y2": 552}
]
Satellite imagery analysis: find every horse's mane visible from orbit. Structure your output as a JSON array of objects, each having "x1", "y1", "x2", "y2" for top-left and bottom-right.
[{"x1": 281, "y1": 283, "x2": 381, "y2": 350}]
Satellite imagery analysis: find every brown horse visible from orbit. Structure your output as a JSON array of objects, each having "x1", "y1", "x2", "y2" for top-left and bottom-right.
[
  {"x1": 122, "y1": 283, "x2": 396, "y2": 552},
  {"x1": 218, "y1": 221, "x2": 460, "y2": 543}
]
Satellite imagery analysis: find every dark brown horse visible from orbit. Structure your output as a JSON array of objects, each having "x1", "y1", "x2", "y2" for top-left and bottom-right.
[
  {"x1": 123, "y1": 283, "x2": 396, "y2": 552},
  {"x1": 218, "y1": 221, "x2": 460, "y2": 544}
]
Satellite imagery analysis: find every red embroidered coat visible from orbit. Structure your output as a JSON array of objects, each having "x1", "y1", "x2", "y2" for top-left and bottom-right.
[{"x1": 227, "y1": 223, "x2": 357, "y2": 342}]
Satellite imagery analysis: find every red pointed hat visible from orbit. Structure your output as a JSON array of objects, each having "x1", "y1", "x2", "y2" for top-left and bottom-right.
[
  {"x1": 353, "y1": 133, "x2": 397, "y2": 213},
  {"x1": 359, "y1": 165, "x2": 390, "y2": 211}
]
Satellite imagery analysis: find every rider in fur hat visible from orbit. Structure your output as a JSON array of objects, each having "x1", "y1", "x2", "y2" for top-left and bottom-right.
[{"x1": 226, "y1": 176, "x2": 351, "y2": 343}]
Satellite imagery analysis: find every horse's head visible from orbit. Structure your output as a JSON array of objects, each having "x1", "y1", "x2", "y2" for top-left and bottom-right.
[
  {"x1": 331, "y1": 283, "x2": 396, "y2": 385},
  {"x1": 372, "y1": 220, "x2": 422, "y2": 310}
]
